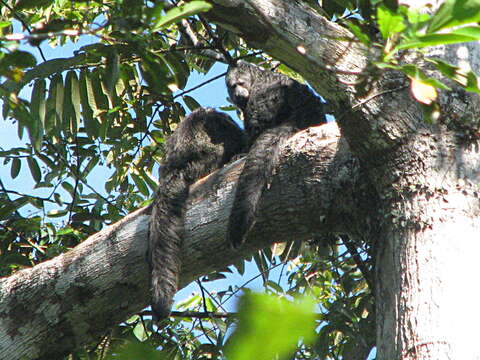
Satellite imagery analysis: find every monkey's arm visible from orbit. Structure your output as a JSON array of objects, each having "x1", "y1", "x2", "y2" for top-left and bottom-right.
[{"x1": 226, "y1": 124, "x2": 298, "y2": 248}]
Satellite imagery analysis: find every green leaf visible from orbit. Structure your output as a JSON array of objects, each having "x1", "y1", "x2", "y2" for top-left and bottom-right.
[
  {"x1": 152, "y1": 1, "x2": 212, "y2": 31},
  {"x1": 346, "y1": 22, "x2": 371, "y2": 45},
  {"x1": 428, "y1": 58, "x2": 460, "y2": 78},
  {"x1": 451, "y1": 25, "x2": 480, "y2": 38},
  {"x1": 10, "y1": 158, "x2": 21, "y2": 179},
  {"x1": 131, "y1": 173, "x2": 149, "y2": 196},
  {"x1": 377, "y1": 5, "x2": 406, "y2": 39},
  {"x1": 147, "y1": 1, "x2": 166, "y2": 21},
  {"x1": 177, "y1": 293, "x2": 202, "y2": 310},
  {"x1": 140, "y1": 54, "x2": 175, "y2": 95},
  {"x1": 405, "y1": 7, "x2": 430, "y2": 25},
  {"x1": 13, "y1": 104, "x2": 41, "y2": 152},
  {"x1": 6, "y1": 50, "x2": 37, "y2": 69},
  {"x1": 132, "y1": 322, "x2": 150, "y2": 342},
  {"x1": 137, "y1": 168, "x2": 159, "y2": 192},
  {"x1": 53, "y1": 74, "x2": 65, "y2": 125},
  {"x1": 0, "y1": 21, "x2": 11, "y2": 29},
  {"x1": 79, "y1": 69, "x2": 99, "y2": 138},
  {"x1": 277, "y1": 64, "x2": 305, "y2": 83},
  {"x1": 84, "y1": 69, "x2": 99, "y2": 116},
  {"x1": 37, "y1": 153, "x2": 55, "y2": 170},
  {"x1": 464, "y1": 71, "x2": 480, "y2": 94},
  {"x1": 45, "y1": 74, "x2": 60, "y2": 139},
  {"x1": 183, "y1": 95, "x2": 201, "y2": 111},
  {"x1": 225, "y1": 293, "x2": 317, "y2": 360},
  {"x1": 0, "y1": 197, "x2": 29, "y2": 218},
  {"x1": 397, "y1": 64, "x2": 450, "y2": 90},
  {"x1": 89, "y1": 69, "x2": 110, "y2": 139},
  {"x1": 265, "y1": 280, "x2": 284, "y2": 293},
  {"x1": 27, "y1": 157, "x2": 41, "y2": 183},
  {"x1": 63, "y1": 71, "x2": 75, "y2": 134},
  {"x1": 61, "y1": 181, "x2": 75, "y2": 196},
  {"x1": 82, "y1": 156, "x2": 99, "y2": 178},
  {"x1": 30, "y1": 79, "x2": 46, "y2": 151},
  {"x1": 398, "y1": 30, "x2": 480, "y2": 50},
  {"x1": 15, "y1": 0, "x2": 54, "y2": 10},
  {"x1": 108, "y1": 341, "x2": 161, "y2": 360},
  {"x1": 53, "y1": 193, "x2": 63, "y2": 206},
  {"x1": 105, "y1": 49, "x2": 120, "y2": 97},
  {"x1": 66, "y1": 71, "x2": 82, "y2": 134},
  {"x1": 90, "y1": 68, "x2": 109, "y2": 114},
  {"x1": 47, "y1": 209, "x2": 68, "y2": 218},
  {"x1": 164, "y1": 52, "x2": 189, "y2": 90},
  {"x1": 428, "y1": 0, "x2": 480, "y2": 33}
]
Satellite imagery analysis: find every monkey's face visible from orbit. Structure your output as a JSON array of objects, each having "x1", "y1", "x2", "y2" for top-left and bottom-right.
[{"x1": 226, "y1": 67, "x2": 253, "y2": 110}]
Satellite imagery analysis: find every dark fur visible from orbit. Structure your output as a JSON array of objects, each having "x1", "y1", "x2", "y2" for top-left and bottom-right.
[
  {"x1": 148, "y1": 107, "x2": 245, "y2": 319},
  {"x1": 226, "y1": 62, "x2": 327, "y2": 248}
]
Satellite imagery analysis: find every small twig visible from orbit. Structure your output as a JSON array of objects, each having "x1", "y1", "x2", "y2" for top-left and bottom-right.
[
  {"x1": 0, "y1": 188, "x2": 57, "y2": 204},
  {"x1": 178, "y1": 18, "x2": 227, "y2": 63},
  {"x1": 198, "y1": 15, "x2": 234, "y2": 64},
  {"x1": 141, "y1": 309, "x2": 235, "y2": 319},
  {"x1": 171, "y1": 310, "x2": 235, "y2": 319},
  {"x1": 340, "y1": 235, "x2": 374, "y2": 291},
  {"x1": 196, "y1": 280, "x2": 216, "y2": 345},
  {"x1": 220, "y1": 261, "x2": 286, "y2": 306},
  {"x1": 173, "y1": 72, "x2": 227, "y2": 100}
]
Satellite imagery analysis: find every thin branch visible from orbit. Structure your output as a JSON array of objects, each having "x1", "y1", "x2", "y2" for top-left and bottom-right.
[
  {"x1": 0, "y1": 188, "x2": 58, "y2": 204},
  {"x1": 220, "y1": 261, "x2": 286, "y2": 306},
  {"x1": 171, "y1": 310, "x2": 235, "y2": 319},
  {"x1": 340, "y1": 235, "x2": 374, "y2": 291},
  {"x1": 173, "y1": 72, "x2": 227, "y2": 100},
  {"x1": 141, "y1": 309, "x2": 236, "y2": 319},
  {"x1": 198, "y1": 15, "x2": 234, "y2": 64},
  {"x1": 336, "y1": 85, "x2": 409, "y2": 121},
  {"x1": 196, "y1": 280, "x2": 216, "y2": 345},
  {"x1": 178, "y1": 18, "x2": 227, "y2": 63}
]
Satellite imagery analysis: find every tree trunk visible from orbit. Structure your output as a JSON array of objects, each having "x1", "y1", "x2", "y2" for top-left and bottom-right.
[{"x1": 375, "y1": 128, "x2": 480, "y2": 360}]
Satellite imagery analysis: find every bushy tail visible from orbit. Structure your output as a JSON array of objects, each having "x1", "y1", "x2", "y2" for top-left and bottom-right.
[
  {"x1": 148, "y1": 173, "x2": 189, "y2": 320},
  {"x1": 227, "y1": 124, "x2": 297, "y2": 248}
]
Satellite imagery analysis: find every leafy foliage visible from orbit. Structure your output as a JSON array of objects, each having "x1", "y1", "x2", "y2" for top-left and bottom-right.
[
  {"x1": 225, "y1": 293, "x2": 317, "y2": 360},
  {"x1": 0, "y1": 0, "x2": 478, "y2": 358}
]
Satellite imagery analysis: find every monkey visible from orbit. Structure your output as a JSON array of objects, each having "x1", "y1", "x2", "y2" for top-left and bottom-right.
[
  {"x1": 148, "y1": 107, "x2": 246, "y2": 320},
  {"x1": 225, "y1": 61, "x2": 327, "y2": 248}
]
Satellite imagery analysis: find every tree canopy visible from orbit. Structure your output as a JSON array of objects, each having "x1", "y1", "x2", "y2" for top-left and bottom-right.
[{"x1": 1, "y1": 0, "x2": 480, "y2": 359}]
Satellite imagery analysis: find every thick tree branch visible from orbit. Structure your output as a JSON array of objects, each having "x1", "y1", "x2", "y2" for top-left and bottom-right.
[
  {"x1": 205, "y1": 0, "x2": 424, "y2": 160},
  {"x1": 0, "y1": 124, "x2": 376, "y2": 359},
  {"x1": 206, "y1": 0, "x2": 366, "y2": 100}
]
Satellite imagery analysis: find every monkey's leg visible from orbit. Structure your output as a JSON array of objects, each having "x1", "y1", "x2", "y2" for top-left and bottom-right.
[
  {"x1": 227, "y1": 124, "x2": 298, "y2": 248},
  {"x1": 148, "y1": 173, "x2": 189, "y2": 320}
]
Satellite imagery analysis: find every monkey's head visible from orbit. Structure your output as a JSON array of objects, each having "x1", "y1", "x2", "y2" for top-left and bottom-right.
[{"x1": 226, "y1": 61, "x2": 258, "y2": 110}]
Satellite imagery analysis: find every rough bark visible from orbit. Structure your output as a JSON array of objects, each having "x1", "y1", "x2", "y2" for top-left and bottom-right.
[
  {"x1": 205, "y1": 1, "x2": 480, "y2": 359},
  {"x1": 0, "y1": 124, "x2": 376, "y2": 359}
]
